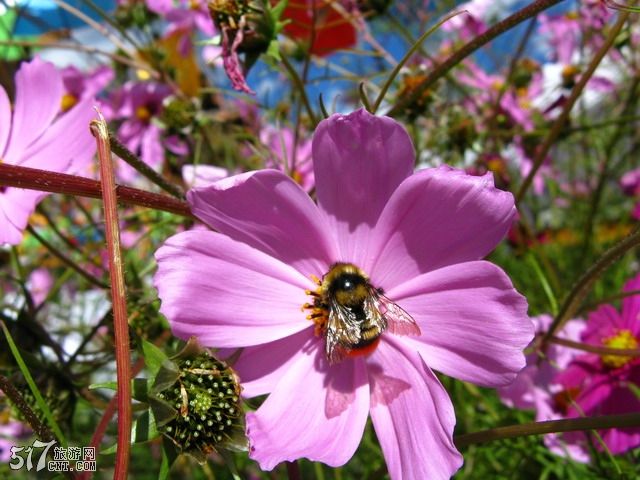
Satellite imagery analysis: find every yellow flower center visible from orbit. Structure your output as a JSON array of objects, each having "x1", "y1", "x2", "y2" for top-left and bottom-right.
[
  {"x1": 562, "y1": 65, "x2": 580, "y2": 83},
  {"x1": 60, "y1": 93, "x2": 79, "y2": 112},
  {"x1": 136, "y1": 105, "x2": 153, "y2": 123},
  {"x1": 601, "y1": 329, "x2": 638, "y2": 369}
]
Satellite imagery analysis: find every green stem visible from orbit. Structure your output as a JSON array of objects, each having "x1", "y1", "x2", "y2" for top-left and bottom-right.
[
  {"x1": 26, "y1": 225, "x2": 109, "y2": 289},
  {"x1": 515, "y1": 11, "x2": 630, "y2": 204},
  {"x1": 90, "y1": 113, "x2": 131, "y2": 480},
  {"x1": 281, "y1": 54, "x2": 318, "y2": 126},
  {"x1": 371, "y1": 10, "x2": 465, "y2": 114},
  {"x1": 454, "y1": 413, "x2": 640, "y2": 448},
  {"x1": 544, "y1": 225, "x2": 640, "y2": 342}
]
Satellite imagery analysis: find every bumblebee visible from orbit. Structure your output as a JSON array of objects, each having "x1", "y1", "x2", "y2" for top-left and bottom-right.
[{"x1": 308, "y1": 262, "x2": 421, "y2": 365}]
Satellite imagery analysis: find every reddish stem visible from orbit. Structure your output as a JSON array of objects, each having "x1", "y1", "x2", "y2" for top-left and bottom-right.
[
  {"x1": 0, "y1": 163, "x2": 196, "y2": 220},
  {"x1": 90, "y1": 113, "x2": 131, "y2": 479}
]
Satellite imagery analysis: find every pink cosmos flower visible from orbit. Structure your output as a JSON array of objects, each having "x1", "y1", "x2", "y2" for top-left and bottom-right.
[
  {"x1": 60, "y1": 64, "x2": 115, "y2": 113},
  {"x1": 499, "y1": 314, "x2": 590, "y2": 463},
  {"x1": 0, "y1": 57, "x2": 96, "y2": 245},
  {"x1": 111, "y1": 80, "x2": 187, "y2": 182},
  {"x1": 154, "y1": 109, "x2": 533, "y2": 478},
  {"x1": 182, "y1": 164, "x2": 231, "y2": 188},
  {"x1": 554, "y1": 273, "x2": 640, "y2": 455},
  {"x1": 441, "y1": 0, "x2": 491, "y2": 40},
  {"x1": 260, "y1": 125, "x2": 314, "y2": 192},
  {"x1": 147, "y1": 0, "x2": 214, "y2": 56},
  {"x1": 621, "y1": 168, "x2": 640, "y2": 219}
]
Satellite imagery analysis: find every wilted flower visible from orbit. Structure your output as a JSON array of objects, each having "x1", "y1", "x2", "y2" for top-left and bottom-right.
[
  {"x1": 208, "y1": 0, "x2": 286, "y2": 93},
  {"x1": 0, "y1": 57, "x2": 96, "y2": 245},
  {"x1": 553, "y1": 273, "x2": 640, "y2": 455},
  {"x1": 154, "y1": 109, "x2": 532, "y2": 479}
]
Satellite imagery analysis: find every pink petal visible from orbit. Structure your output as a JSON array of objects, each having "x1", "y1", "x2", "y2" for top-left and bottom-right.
[
  {"x1": 5, "y1": 57, "x2": 63, "y2": 162},
  {"x1": 20, "y1": 97, "x2": 96, "y2": 173},
  {"x1": 389, "y1": 261, "x2": 532, "y2": 387},
  {"x1": 154, "y1": 230, "x2": 315, "y2": 347},
  {"x1": 187, "y1": 169, "x2": 336, "y2": 276},
  {"x1": 247, "y1": 345, "x2": 369, "y2": 469},
  {"x1": 220, "y1": 328, "x2": 318, "y2": 397},
  {"x1": 370, "y1": 165, "x2": 516, "y2": 288},
  {"x1": 312, "y1": 110, "x2": 414, "y2": 264},
  {"x1": 581, "y1": 305, "x2": 621, "y2": 345},
  {"x1": 0, "y1": 85, "x2": 11, "y2": 155},
  {"x1": 367, "y1": 340, "x2": 463, "y2": 480},
  {"x1": 0, "y1": 189, "x2": 43, "y2": 245}
]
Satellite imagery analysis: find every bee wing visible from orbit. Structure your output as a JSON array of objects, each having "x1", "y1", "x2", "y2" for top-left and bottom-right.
[
  {"x1": 325, "y1": 299, "x2": 362, "y2": 364},
  {"x1": 375, "y1": 294, "x2": 421, "y2": 337}
]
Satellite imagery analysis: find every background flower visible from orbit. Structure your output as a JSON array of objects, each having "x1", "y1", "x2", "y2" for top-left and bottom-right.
[
  {"x1": 499, "y1": 314, "x2": 591, "y2": 463},
  {"x1": 0, "y1": 57, "x2": 96, "y2": 245},
  {"x1": 554, "y1": 272, "x2": 640, "y2": 455}
]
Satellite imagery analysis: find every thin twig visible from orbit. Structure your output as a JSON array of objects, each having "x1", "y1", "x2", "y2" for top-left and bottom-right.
[
  {"x1": 386, "y1": 0, "x2": 566, "y2": 117},
  {"x1": 455, "y1": 413, "x2": 640, "y2": 448}
]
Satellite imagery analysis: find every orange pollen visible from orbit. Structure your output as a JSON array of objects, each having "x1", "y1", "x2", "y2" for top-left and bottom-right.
[
  {"x1": 302, "y1": 275, "x2": 328, "y2": 336},
  {"x1": 60, "y1": 93, "x2": 79, "y2": 112},
  {"x1": 291, "y1": 169, "x2": 303, "y2": 186},
  {"x1": 601, "y1": 329, "x2": 638, "y2": 369},
  {"x1": 136, "y1": 105, "x2": 153, "y2": 123}
]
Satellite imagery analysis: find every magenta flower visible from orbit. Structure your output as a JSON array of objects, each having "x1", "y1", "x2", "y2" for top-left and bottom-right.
[
  {"x1": 147, "y1": 0, "x2": 215, "y2": 56},
  {"x1": 0, "y1": 57, "x2": 96, "y2": 245},
  {"x1": 554, "y1": 273, "x2": 640, "y2": 455},
  {"x1": 499, "y1": 314, "x2": 590, "y2": 463},
  {"x1": 260, "y1": 125, "x2": 314, "y2": 191},
  {"x1": 154, "y1": 109, "x2": 532, "y2": 478},
  {"x1": 60, "y1": 64, "x2": 114, "y2": 113},
  {"x1": 111, "y1": 80, "x2": 187, "y2": 181}
]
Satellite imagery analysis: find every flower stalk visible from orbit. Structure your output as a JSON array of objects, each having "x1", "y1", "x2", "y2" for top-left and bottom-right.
[{"x1": 90, "y1": 112, "x2": 131, "y2": 479}]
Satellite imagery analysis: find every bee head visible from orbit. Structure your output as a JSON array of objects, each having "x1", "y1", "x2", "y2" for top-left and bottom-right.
[{"x1": 324, "y1": 263, "x2": 371, "y2": 308}]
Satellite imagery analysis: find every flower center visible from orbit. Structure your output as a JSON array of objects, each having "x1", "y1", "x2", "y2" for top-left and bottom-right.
[
  {"x1": 135, "y1": 105, "x2": 153, "y2": 123},
  {"x1": 302, "y1": 263, "x2": 384, "y2": 362},
  {"x1": 60, "y1": 93, "x2": 79, "y2": 112},
  {"x1": 552, "y1": 386, "x2": 581, "y2": 415},
  {"x1": 601, "y1": 329, "x2": 638, "y2": 369},
  {"x1": 302, "y1": 262, "x2": 420, "y2": 364}
]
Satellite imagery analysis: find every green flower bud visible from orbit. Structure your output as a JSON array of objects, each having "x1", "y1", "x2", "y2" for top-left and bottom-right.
[{"x1": 149, "y1": 337, "x2": 247, "y2": 464}]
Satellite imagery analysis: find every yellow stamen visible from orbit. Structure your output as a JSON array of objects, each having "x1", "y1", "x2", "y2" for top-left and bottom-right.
[
  {"x1": 601, "y1": 329, "x2": 638, "y2": 369},
  {"x1": 303, "y1": 274, "x2": 328, "y2": 336}
]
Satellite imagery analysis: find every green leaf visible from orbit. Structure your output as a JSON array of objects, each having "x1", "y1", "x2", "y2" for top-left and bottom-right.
[
  {"x1": 130, "y1": 329, "x2": 169, "y2": 376},
  {"x1": 159, "y1": 436, "x2": 179, "y2": 480},
  {"x1": 90, "y1": 378, "x2": 155, "y2": 403},
  {"x1": 131, "y1": 409, "x2": 160, "y2": 444},
  {"x1": 89, "y1": 381, "x2": 119, "y2": 391},
  {"x1": 0, "y1": 321, "x2": 67, "y2": 448}
]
